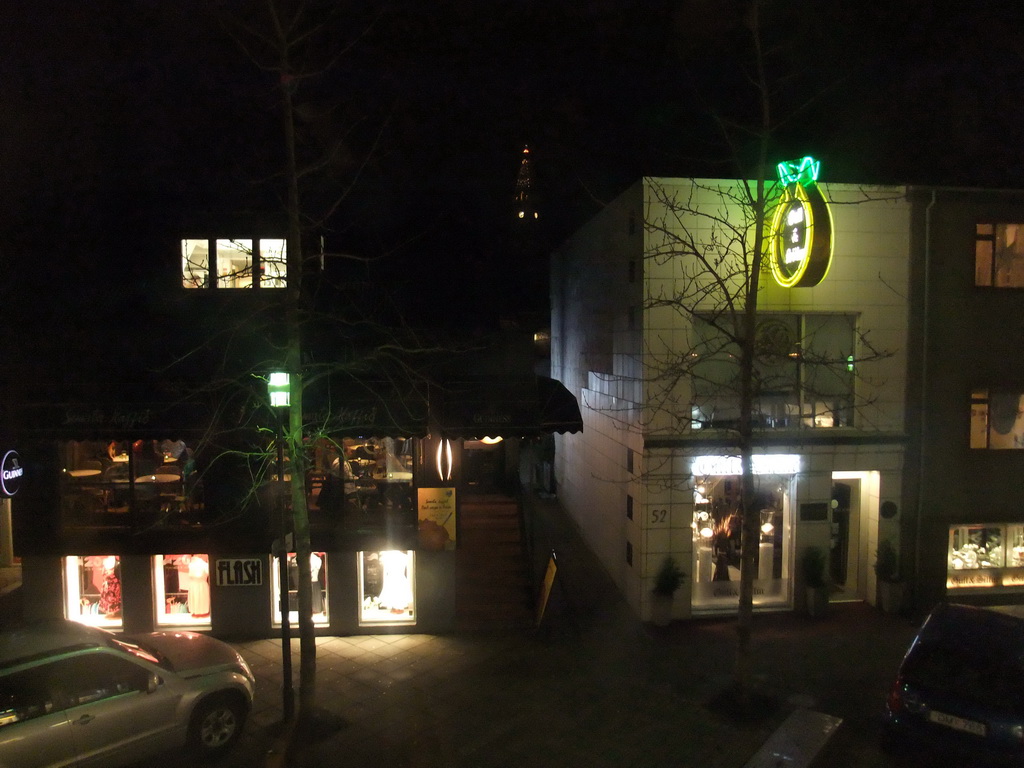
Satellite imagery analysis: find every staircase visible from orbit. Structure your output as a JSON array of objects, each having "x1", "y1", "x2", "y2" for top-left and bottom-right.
[{"x1": 455, "y1": 494, "x2": 534, "y2": 631}]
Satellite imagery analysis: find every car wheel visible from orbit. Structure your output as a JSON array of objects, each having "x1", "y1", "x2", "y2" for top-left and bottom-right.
[{"x1": 189, "y1": 694, "x2": 246, "y2": 757}]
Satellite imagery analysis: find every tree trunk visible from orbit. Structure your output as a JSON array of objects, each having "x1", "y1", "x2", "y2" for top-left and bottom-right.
[{"x1": 279, "y1": 39, "x2": 317, "y2": 758}]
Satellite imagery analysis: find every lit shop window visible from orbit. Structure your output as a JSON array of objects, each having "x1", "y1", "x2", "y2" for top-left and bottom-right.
[
  {"x1": 64, "y1": 556, "x2": 123, "y2": 629},
  {"x1": 359, "y1": 550, "x2": 415, "y2": 626},
  {"x1": 970, "y1": 388, "x2": 1024, "y2": 449},
  {"x1": 690, "y1": 463, "x2": 795, "y2": 612},
  {"x1": 153, "y1": 555, "x2": 211, "y2": 627},
  {"x1": 181, "y1": 237, "x2": 287, "y2": 289},
  {"x1": 976, "y1": 223, "x2": 1024, "y2": 287},
  {"x1": 270, "y1": 553, "x2": 329, "y2": 627},
  {"x1": 947, "y1": 524, "x2": 1024, "y2": 590}
]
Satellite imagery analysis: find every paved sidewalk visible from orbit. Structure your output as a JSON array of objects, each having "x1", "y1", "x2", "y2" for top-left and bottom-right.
[{"x1": 175, "y1": 495, "x2": 925, "y2": 768}]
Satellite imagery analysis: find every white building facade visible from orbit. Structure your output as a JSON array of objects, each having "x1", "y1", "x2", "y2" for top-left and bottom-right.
[{"x1": 550, "y1": 174, "x2": 912, "y2": 621}]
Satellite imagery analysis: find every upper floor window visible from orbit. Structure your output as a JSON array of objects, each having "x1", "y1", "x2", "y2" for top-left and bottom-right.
[
  {"x1": 971, "y1": 388, "x2": 1024, "y2": 448},
  {"x1": 691, "y1": 313, "x2": 856, "y2": 430},
  {"x1": 181, "y1": 238, "x2": 287, "y2": 289},
  {"x1": 975, "y1": 223, "x2": 1024, "y2": 287}
]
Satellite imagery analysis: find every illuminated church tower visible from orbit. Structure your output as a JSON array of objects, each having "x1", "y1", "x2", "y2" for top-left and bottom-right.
[{"x1": 513, "y1": 145, "x2": 540, "y2": 224}]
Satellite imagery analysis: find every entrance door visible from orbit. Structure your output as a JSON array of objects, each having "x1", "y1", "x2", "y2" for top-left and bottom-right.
[{"x1": 829, "y1": 476, "x2": 869, "y2": 601}]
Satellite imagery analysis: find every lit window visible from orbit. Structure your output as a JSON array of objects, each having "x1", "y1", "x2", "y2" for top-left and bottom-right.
[
  {"x1": 270, "y1": 552, "x2": 329, "y2": 626},
  {"x1": 260, "y1": 239, "x2": 287, "y2": 288},
  {"x1": 976, "y1": 223, "x2": 1024, "y2": 287},
  {"x1": 216, "y1": 239, "x2": 253, "y2": 288},
  {"x1": 64, "y1": 556, "x2": 123, "y2": 629},
  {"x1": 970, "y1": 388, "x2": 1024, "y2": 449},
  {"x1": 182, "y1": 239, "x2": 209, "y2": 288},
  {"x1": 358, "y1": 550, "x2": 415, "y2": 626},
  {"x1": 153, "y1": 555, "x2": 211, "y2": 627},
  {"x1": 181, "y1": 237, "x2": 287, "y2": 289}
]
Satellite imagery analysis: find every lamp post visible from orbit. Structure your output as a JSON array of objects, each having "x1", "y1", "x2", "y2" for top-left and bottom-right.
[{"x1": 269, "y1": 372, "x2": 294, "y2": 722}]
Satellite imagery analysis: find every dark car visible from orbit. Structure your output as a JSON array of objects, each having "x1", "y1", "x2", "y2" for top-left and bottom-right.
[{"x1": 885, "y1": 603, "x2": 1024, "y2": 762}]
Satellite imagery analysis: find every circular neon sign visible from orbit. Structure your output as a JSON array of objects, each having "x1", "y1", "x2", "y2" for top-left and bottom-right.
[
  {"x1": 1, "y1": 451, "x2": 23, "y2": 497},
  {"x1": 769, "y1": 157, "x2": 834, "y2": 288}
]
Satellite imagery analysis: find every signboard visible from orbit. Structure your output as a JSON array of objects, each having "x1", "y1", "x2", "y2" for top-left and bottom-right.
[
  {"x1": 1, "y1": 451, "x2": 23, "y2": 497},
  {"x1": 535, "y1": 551, "x2": 558, "y2": 626},
  {"x1": 769, "y1": 156, "x2": 834, "y2": 288},
  {"x1": 215, "y1": 558, "x2": 264, "y2": 587},
  {"x1": 417, "y1": 487, "x2": 457, "y2": 550}
]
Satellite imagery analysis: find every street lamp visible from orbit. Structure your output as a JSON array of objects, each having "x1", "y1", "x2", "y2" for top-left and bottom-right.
[{"x1": 269, "y1": 372, "x2": 294, "y2": 721}]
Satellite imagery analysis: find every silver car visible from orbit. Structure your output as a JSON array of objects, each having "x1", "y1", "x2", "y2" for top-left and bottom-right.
[{"x1": 0, "y1": 619, "x2": 254, "y2": 768}]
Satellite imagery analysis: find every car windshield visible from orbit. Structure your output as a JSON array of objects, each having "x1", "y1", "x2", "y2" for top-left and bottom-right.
[
  {"x1": 109, "y1": 637, "x2": 170, "y2": 670},
  {"x1": 905, "y1": 641, "x2": 1024, "y2": 712}
]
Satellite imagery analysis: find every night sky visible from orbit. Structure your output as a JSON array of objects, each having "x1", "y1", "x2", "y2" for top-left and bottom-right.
[{"x1": 3, "y1": 1, "x2": 1024, "y2": 329}]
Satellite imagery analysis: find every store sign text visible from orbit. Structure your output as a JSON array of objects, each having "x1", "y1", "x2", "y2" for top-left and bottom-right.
[
  {"x1": 1, "y1": 451, "x2": 23, "y2": 497},
  {"x1": 769, "y1": 156, "x2": 834, "y2": 288},
  {"x1": 215, "y1": 558, "x2": 263, "y2": 587},
  {"x1": 692, "y1": 454, "x2": 801, "y2": 477}
]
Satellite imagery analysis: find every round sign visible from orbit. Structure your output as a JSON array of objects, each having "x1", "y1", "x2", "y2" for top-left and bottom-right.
[
  {"x1": 1, "y1": 451, "x2": 23, "y2": 497},
  {"x1": 770, "y1": 179, "x2": 834, "y2": 288}
]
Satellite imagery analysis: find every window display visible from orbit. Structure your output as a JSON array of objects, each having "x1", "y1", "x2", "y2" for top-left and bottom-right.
[
  {"x1": 270, "y1": 552, "x2": 329, "y2": 626},
  {"x1": 64, "y1": 556, "x2": 123, "y2": 629},
  {"x1": 153, "y1": 555, "x2": 211, "y2": 627},
  {"x1": 358, "y1": 550, "x2": 416, "y2": 626},
  {"x1": 690, "y1": 473, "x2": 792, "y2": 611},
  {"x1": 947, "y1": 523, "x2": 1024, "y2": 589}
]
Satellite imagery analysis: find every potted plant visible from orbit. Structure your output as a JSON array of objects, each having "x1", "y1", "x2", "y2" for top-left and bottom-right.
[
  {"x1": 875, "y1": 539, "x2": 905, "y2": 614},
  {"x1": 651, "y1": 556, "x2": 684, "y2": 627},
  {"x1": 801, "y1": 546, "x2": 829, "y2": 617}
]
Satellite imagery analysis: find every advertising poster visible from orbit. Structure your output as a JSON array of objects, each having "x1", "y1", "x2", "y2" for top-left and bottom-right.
[{"x1": 417, "y1": 487, "x2": 456, "y2": 550}]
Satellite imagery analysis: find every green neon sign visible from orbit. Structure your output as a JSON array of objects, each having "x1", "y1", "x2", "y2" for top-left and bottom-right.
[{"x1": 769, "y1": 156, "x2": 834, "y2": 288}]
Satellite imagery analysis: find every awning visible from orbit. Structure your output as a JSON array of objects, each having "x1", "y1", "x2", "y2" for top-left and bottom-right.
[
  {"x1": 302, "y1": 375, "x2": 429, "y2": 438},
  {"x1": 434, "y1": 376, "x2": 582, "y2": 439},
  {"x1": 12, "y1": 383, "x2": 223, "y2": 442}
]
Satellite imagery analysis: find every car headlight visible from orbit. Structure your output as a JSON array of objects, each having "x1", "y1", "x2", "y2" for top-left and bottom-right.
[{"x1": 233, "y1": 652, "x2": 254, "y2": 683}]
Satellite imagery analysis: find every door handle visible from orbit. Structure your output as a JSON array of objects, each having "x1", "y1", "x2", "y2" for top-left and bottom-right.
[{"x1": 75, "y1": 714, "x2": 95, "y2": 725}]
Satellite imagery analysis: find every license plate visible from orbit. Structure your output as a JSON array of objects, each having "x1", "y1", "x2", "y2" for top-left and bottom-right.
[{"x1": 928, "y1": 709, "x2": 987, "y2": 737}]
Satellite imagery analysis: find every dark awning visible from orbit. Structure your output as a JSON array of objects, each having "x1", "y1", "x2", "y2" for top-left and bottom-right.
[
  {"x1": 12, "y1": 383, "x2": 223, "y2": 442},
  {"x1": 435, "y1": 376, "x2": 582, "y2": 439},
  {"x1": 302, "y1": 375, "x2": 429, "y2": 438}
]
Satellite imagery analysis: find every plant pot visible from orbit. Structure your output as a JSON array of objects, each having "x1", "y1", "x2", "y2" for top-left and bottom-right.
[
  {"x1": 806, "y1": 585, "x2": 829, "y2": 617},
  {"x1": 651, "y1": 593, "x2": 674, "y2": 627},
  {"x1": 879, "y1": 580, "x2": 905, "y2": 614}
]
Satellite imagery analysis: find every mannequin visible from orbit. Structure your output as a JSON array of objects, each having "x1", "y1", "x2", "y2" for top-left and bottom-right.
[
  {"x1": 310, "y1": 552, "x2": 324, "y2": 614},
  {"x1": 98, "y1": 556, "x2": 121, "y2": 617},
  {"x1": 186, "y1": 554, "x2": 210, "y2": 617}
]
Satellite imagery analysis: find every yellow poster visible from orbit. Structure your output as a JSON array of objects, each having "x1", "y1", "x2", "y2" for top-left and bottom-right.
[{"x1": 417, "y1": 487, "x2": 456, "y2": 551}]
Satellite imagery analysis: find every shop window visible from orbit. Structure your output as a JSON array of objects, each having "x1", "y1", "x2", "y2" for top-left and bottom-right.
[
  {"x1": 975, "y1": 223, "x2": 1024, "y2": 287},
  {"x1": 64, "y1": 556, "x2": 123, "y2": 629},
  {"x1": 690, "y1": 469, "x2": 792, "y2": 612},
  {"x1": 970, "y1": 388, "x2": 1024, "y2": 449},
  {"x1": 270, "y1": 552, "x2": 329, "y2": 627},
  {"x1": 691, "y1": 314, "x2": 855, "y2": 430},
  {"x1": 59, "y1": 439, "x2": 204, "y2": 529},
  {"x1": 948, "y1": 523, "x2": 1024, "y2": 590},
  {"x1": 358, "y1": 550, "x2": 415, "y2": 626},
  {"x1": 181, "y1": 237, "x2": 287, "y2": 289},
  {"x1": 153, "y1": 555, "x2": 211, "y2": 627}
]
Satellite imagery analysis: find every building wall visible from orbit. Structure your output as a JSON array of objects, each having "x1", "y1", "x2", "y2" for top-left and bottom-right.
[
  {"x1": 553, "y1": 176, "x2": 912, "y2": 620},
  {"x1": 907, "y1": 188, "x2": 1024, "y2": 610}
]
